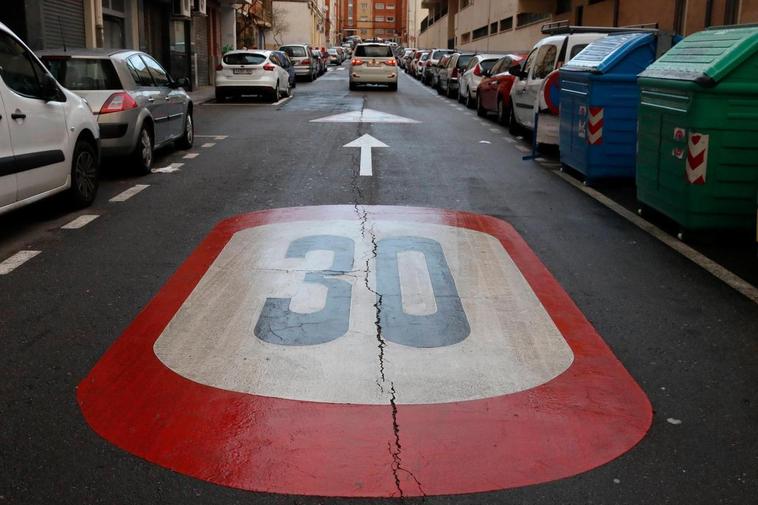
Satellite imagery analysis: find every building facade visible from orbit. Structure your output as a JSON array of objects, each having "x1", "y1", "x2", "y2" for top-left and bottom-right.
[
  {"x1": 338, "y1": 0, "x2": 407, "y2": 43},
  {"x1": 272, "y1": 0, "x2": 328, "y2": 47},
  {"x1": 418, "y1": 0, "x2": 758, "y2": 53}
]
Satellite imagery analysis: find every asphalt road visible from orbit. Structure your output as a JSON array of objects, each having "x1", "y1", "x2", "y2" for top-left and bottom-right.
[{"x1": 1, "y1": 63, "x2": 757, "y2": 504}]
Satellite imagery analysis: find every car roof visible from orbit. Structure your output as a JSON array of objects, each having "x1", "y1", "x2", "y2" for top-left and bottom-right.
[
  {"x1": 36, "y1": 47, "x2": 135, "y2": 58},
  {"x1": 225, "y1": 49, "x2": 272, "y2": 56}
]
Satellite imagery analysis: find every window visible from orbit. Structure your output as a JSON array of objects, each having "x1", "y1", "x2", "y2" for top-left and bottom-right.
[
  {"x1": 569, "y1": 44, "x2": 588, "y2": 59},
  {"x1": 43, "y1": 57, "x2": 122, "y2": 90},
  {"x1": 375, "y1": 16, "x2": 385, "y2": 22},
  {"x1": 386, "y1": 3, "x2": 395, "y2": 9},
  {"x1": 472, "y1": 25, "x2": 488, "y2": 40},
  {"x1": 355, "y1": 45, "x2": 394, "y2": 58},
  {"x1": 480, "y1": 58, "x2": 498, "y2": 73},
  {"x1": 500, "y1": 17, "x2": 513, "y2": 31},
  {"x1": 0, "y1": 32, "x2": 46, "y2": 98},
  {"x1": 516, "y1": 12, "x2": 550, "y2": 27},
  {"x1": 375, "y1": 2, "x2": 384, "y2": 8},
  {"x1": 223, "y1": 53, "x2": 267, "y2": 65},
  {"x1": 521, "y1": 48, "x2": 538, "y2": 77},
  {"x1": 532, "y1": 44, "x2": 557, "y2": 79},
  {"x1": 280, "y1": 45, "x2": 307, "y2": 57},
  {"x1": 461, "y1": 0, "x2": 470, "y2": 8},
  {"x1": 457, "y1": 54, "x2": 473, "y2": 68},
  {"x1": 461, "y1": 32, "x2": 471, "y2": 44},
  {"x1": 386, "y1": 16, "x2": 394, "y2": 21},
  {"x1": 142, "y1": 55, "x2": 170, "y2": 85},
  {"x1": 360, "y1": 16, "x2": 368, "y2": 21},
  {"x1": 127, "y1": 55, "x2": 153, "y2": 86},
  {"x1": 490, "y1": 22, "x2": 498, "y2": 34}
]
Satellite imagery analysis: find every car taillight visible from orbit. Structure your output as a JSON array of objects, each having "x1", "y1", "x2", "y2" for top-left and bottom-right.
[
  {"x1": 301, "y1": 59, "x2": 311, "y2": 65},
  {"x1": 99, "y1": 92, "x2": 138, "y2": 115},
  {"x1": 352, "y1": 58, "x2": 364, "y2": 66},
  {"x1": 473, "y1": 64, "x2": 482, "y2": 77},
  {"x1": 263, "y1": 63, "x2": 275, "y2": 71},
  {"x1": 451, "y1": 67, "x2": 459, "y2": 78},
  {"x1": 383, "y1": 59, "x2": 396, "y2": 66},
  {"x1": 216, "y1": 63, "x2": 223, "y2": 71}
]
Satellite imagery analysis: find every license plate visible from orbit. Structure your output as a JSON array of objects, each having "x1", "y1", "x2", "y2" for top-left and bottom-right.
[
  {"x1": 233, "y1": 68, "x2": 253, "y2": 75},
  {"x1": 368, "y1": 60, "x2": 380, "y2": 67}
]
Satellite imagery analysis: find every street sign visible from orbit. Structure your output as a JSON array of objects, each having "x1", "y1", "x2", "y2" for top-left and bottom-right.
[{"x1": 78, "y1": 206, "x2": 651, "y2": 498}]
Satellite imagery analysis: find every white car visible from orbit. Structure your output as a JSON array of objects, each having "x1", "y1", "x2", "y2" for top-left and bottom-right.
[
  {"x1": 215, "y1": 50, "x2": 292, "y2": 102},
  {"x1": 458, "y1": 54, "x2": 503, "y2": 109},
  {"x1": 0, "y1": 21, "x2": 100, "y2": 216},
  {"x1": 349, "y1": 43, "x2": 398, "y2": 91},
  {"x1": 509, "y1": 31, "x2": 606, "y2": 144}
]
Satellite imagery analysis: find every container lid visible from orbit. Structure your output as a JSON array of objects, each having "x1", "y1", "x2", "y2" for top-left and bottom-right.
[
  {"x1": 639, "y1": 25, "x2": 758, "y2": 85},
  {"x1": 562, "y1": 32, "x2": 654, "y2": 73}
]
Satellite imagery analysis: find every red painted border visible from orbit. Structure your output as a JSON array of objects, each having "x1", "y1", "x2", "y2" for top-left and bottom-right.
[{"x1": 77, "y1": 206, "x2": 652, "y2": 497}]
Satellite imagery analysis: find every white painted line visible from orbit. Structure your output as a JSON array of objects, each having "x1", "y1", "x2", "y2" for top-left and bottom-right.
[
  {"x1": 214, "y1": 135, "x2": 228, "y2": 140},
  {"x1": 479, "y1": 140, "x2": 491, "y2": 144},
  {"x1": 195, "y1": 135, "x2": 226, "y2": 138},
  {"x1": 183, "y1": 153, "x2": 200, "y2": 159},
  {"x1": 152, "y1": 162, "x2": 184, "y2": 173},
  {"x1": 489, "y1": 128, "x2": 500, "y2": 133},
  {"x1": 514, "y1": 145, "x2": 530, "y2": 153},
  {"x1": 110, "y1": 184, "x2": 149, "y2": 202},
  {"x1": 274, "y1": 96, "x2": 293, "y2": 106},
  {"x1": 552, "y1": 169, "x2": 758, "y2": 305},
  {"x1": 504, "y1": 137, "x2": 515, "y2": 143},
  {"x1": 0, "y1": 250, "x2": 41, "y2": 275},
  {"x1": 201, "y1": 142, "x2": 216, "y2": 148},
  {"x1": 62, "y1": 214, "x2": 99, "y2": 229},
  {"x1": 344, "y1": 134, "x2": 388, "y2": 176}
]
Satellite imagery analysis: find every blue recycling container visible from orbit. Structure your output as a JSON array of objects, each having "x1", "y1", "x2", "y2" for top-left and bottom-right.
[{"x1": 559, "y1": 32, "x2": 659, "y2": 181}]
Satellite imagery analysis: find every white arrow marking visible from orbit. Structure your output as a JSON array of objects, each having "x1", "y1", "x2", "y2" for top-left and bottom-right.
[
  {"x1": 343, "y1": 134, "x2": 388, "y2": 176},
  {"x1": 312, "y1": 108, "x2": 420, "y2": 123}
]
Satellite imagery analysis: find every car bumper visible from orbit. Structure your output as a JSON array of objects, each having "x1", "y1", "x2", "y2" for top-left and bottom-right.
[
  {"x1": 350, "y1": 69, "x2": 398, "y2": 84},
  {"x1": 216, "y1": 73, "x2": 278, "y2": 89},
  {"x1": 293, "y1": 67, "x2": 312, "y2": 76},
  {"x1": 97, "y1": 108, "x2": 141, "y2": 157},
  {"x1": 216, "y1": 85, "x2": 275, "y2": 96}
]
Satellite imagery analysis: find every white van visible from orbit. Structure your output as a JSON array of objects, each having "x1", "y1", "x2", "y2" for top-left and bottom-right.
[
  {"x1": 0, "y1": 22, "x2": 100, "y2": 216},
  {"x1": 509, "y1": 27, "x2": 606, "y2": 144}
]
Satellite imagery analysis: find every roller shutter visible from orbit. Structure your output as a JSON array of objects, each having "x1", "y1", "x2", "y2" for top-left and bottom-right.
[{"x1": 43, "y1": 0, "x2": 86, "y2": 49}]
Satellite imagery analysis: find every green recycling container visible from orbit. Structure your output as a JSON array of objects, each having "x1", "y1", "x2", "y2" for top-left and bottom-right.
[{"x1": 636, "y1": 24, "x2": 758, "y2": 233}]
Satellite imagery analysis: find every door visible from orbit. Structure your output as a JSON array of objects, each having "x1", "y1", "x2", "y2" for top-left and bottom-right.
[
  {"x1": 481, "y1": 58, "x2": 505, "y2": 110},
  {"x1": 0, "y1": 89, "x2": 15, "y2": 208},
  {"x1": 127, "y1": 54, "x2": 168, "y2": 145},
  {"x1": 142, "y1": 55, "x2": 184, "y2": 140},
  {"x1": 0, "y1": 30, "x2": 68, "y2": 201},
  {"x1": 511, "y1": 47, "x2": 539, "y2": 128},
  {"x1": 522, "y1": 43, "x2": 558, "y2": 129}
]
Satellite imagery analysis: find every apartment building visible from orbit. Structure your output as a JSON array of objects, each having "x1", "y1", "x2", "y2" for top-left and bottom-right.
[
  {"x1": 338, "y1": 0, "x2": 407, "y2": 43},
  {"x1": 419, "y1": 0, "x2": 758, "y2": 53}
]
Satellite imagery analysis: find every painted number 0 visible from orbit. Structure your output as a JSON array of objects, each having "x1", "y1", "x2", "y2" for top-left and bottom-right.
[{"x1": 255, "y1": 235, "x2": 470, "y2": 348}]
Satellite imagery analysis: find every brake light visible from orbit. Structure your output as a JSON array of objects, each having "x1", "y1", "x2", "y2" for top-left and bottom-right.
[
  {"x1": 99, "y1": 92, "x2": 138, "y2": 115},
  {"x1": 451, "y1": 67, "x2": 459, "y2": 78},
  {"x1": 383, "y1": 59, "x2": 396, "y2": 66},
  {"x1": 215, "y1": 63, "x2": 223, "y2": 71},
  {"x1": 263, "y1": 63, "x2": 275, "y2": 71},
  {"x1": 301, "y1": 59, "x2": 311, "y2": 65},
  {"x1": 473, "y1": 64, "x2": 482, "y2": 77},
  {"x1": 352, "y1": 58, "x2": 364, "y2": 66}
]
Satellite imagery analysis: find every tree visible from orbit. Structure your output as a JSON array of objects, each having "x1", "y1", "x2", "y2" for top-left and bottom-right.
[{"x1": 271, "y1": 6, "x2": 290, "y2": 47}]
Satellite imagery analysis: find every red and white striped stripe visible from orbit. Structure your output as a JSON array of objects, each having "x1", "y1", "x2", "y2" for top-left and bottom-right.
[
  {"x1": 587, "y1": 106, "x2": 604, "y2": 145},
  {"x1": 686, "y1": 133, "x2": 708, "y2": 185}
]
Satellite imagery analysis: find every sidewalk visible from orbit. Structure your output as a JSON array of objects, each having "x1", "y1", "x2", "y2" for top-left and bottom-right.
[{"x1": 188, "y1": 85, "x2": 215, "y2": 105}]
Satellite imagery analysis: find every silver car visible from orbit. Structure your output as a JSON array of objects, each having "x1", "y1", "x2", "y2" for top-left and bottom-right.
[
  {"x1": 39, "y1": 49, "x2": 193, "y2": 174},
  {"x1": 279, "y1": 44, "x2": 317, "y2": 82}
]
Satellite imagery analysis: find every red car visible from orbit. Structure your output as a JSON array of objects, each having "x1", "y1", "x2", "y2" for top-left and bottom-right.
[{"x1": 476, "y1": 54, "x2": 525, "y2": 125}]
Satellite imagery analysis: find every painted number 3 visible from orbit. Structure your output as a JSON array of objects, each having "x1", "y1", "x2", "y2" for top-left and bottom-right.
[{"x1": 255, "y1": 235, "x2": 471, "y2": 348}]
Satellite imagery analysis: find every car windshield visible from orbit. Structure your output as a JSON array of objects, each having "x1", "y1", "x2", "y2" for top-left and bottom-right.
[
  {"x1": 354, "y1": 45, "x2": 393, "y2": 58},
  {"x1": 223, "y1": 53, "x2": 267, "y2": 65},
  {"x1": 328, "y1": 49, "x2": 338, "y2": 54},
  {"x1": 432, "y1": 50, "x2": 453, "y2": 59},
  {"x1": 281, "y1": 46, "x2": 307, "y2": 57},
  {"x1": 420, "y1": 53, "x2": 430, "y2": 60},
  {"x1": 457, "y1": 54, "x2": 474, "y2": 68},
  {"x1": 42, "y1": 57, "x2": 121, "y2": 90},
  {"x1": 481, "y1": 59, "x2": 498, "y2": 72}
]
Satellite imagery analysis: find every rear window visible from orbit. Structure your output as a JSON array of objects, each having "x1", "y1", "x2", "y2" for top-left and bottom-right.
[
  {"x1": 354, "y1": 45, "x2": 393, "y2": 58},
  {"x1": 457, "y1": 54, "x2": 474, "y2": 68},
  {"x1": 328, "y1": 48, "x2": 338, "y2": 54},
  {"x1": 43, "y1": 57, "x2": 121, "y2": 90},
  {"x1": 420, "y1": 53, "x2": 430, "y2": 61},
  {"x1": 223, "y1": 53, "x2": 266, "y2": 65},
  {"x1": 481, "y1": 59, "x2": 498, "y2": 72},
  {"x1": 432, "y1": 50, "x2": 453, "y2": 59},
  {"x1": 569, "y1": 44, "x2": 588, "y2": 60},
  {"x1": 280, "y1": 46, "x2": 307, "y2": 57}
]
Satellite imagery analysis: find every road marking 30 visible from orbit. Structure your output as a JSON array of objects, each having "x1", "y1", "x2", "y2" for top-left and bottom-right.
[
  {"x1": 110, "y1": 184, "x2": 149, "y2": 202},
  {"x1": 62, "y1": 215, "x2": 99, "y2": 229},
  {"x1": 0, "y1": 250, "x2": 41, "y2": 275}
]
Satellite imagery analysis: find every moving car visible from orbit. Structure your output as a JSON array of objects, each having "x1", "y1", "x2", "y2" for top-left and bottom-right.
[
  {"x1": 0, "y1": 21, "x2": 100, "y2": 216},
  {"x1": 349, "y1": 43, "x2": 398, "y2": 91},
  {"x1": 215, "y1": 50, "x2": 292, "y2": 103},
  {"x1": 509, "y1": 25, "x2": 606, "y2": 142},
  {"x1": 476, "y1": 54, "x2": 525, "y2": 124},
  {"x1": 328, "y1": 47, "x2": 341, "y2": 65},
  {"x1": 458, "y1": 54, "x2": 503, "y2": 108},
  {"x1": 437, "y1": 52, "x2": 475, "y2": 98},
  {"x1": 279, "y1": 44, "x2": 317, "y2": 81},
  {"x1": 40, "y1": 48, "x2": 193, "y2": 175}
]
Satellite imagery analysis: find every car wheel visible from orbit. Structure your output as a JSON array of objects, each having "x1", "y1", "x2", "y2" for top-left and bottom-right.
[
  {"x1": 132, "y1": 125, "x2": 153, "y2": 175},
  {"x1": 466, "y1": 91, "x2": 475, "y2": 109},
  {"x1": 436, "y1": 82, "x2": 444, "y2": 95},
  {"x1": 176, "y1": 110, "x2": 194, "y2": 150},
  {"x1": 214, "y1": 88, "x2": 225, "y2": 102},
  {"x1": 477, "y1": 94, "x2": 487, "y2": 117},
  {"x1": 497, "y1": 98, "x2": 510, "y2": 126},
  {"x1": 269, "y1": 83, "x2": 280, "y2": 103},
  {"x1": 284, "y1": 81, "x2": 292, "y2": 97},
  {"x1": 349, "y1": 81, "x2": 358, "y2": 91},
  {"x1": 68, "y1": 137, "x2": 99, "y2": 207},
  {"x1": 389, "y1": 82, "x2": 398, "y2": 91},
  {"x1": 508, "y1": 103, "x2": 523, "y2": 136},
  {"x1": 457, "y1": 87, "x2": 464, "y2": 103},
  {"x1": 447, "y1": 85, "x2": 455, "y2": 99}
]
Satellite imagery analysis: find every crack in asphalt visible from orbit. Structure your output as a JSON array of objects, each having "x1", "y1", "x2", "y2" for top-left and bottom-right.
[{"x1": 347, "y1": 101, "x2": 424, "y2": 498}]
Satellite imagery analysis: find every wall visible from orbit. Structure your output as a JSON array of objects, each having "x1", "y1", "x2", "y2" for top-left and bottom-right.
[{"x1": 274, "y1": 1, "x2": 315, "y2": 45}]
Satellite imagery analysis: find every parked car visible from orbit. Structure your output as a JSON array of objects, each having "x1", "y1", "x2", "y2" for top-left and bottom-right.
[
  {"x1": 422, "y1": 48, "x2": 454, "y2": 85},
  {"x1": 458, "y1": 54, "x2": 502, "y2": 108},
  {"x1": 279, "y1": 44, "x2": 317, "y2": 81},
  {"x1": 400, "y1": 48, "x2": 415, "y2": 69},
  {"x1": 437, "y1": 52, "x2": 475, "y2": 98},
  {"x1": 271, "y1": 50, "x2": 296, "y2": 89},
  {"x1": 432, "y1": 53, "x2": 453, "y2": 90},
  {"x1": 509, "y1": 29, "x2": 606, "y2": 141},
  {"x1": 349, "y1": 43, "x2": 398, "y2": 91},
  {"x1": 328, "y1": 47, "x2": 341, "y2": 65},
  {"x1": 40, "y1": 48, "x2": 193, "y2": 175},
  {"x1": 0, "y1": 22, "x2": 100, "y2": 216},
  {"x1": 312, "y1": 49, "x2": 326, "y2": 76},
  {"x1": 215, "y1": 50, "x2": 292, "y2": 103},
  {"x1": 414, "y1": 51, "x2": 430, "y2": 79},
  {"x1": 475, "y1": 54, "x2": 525, "y2": 124}
]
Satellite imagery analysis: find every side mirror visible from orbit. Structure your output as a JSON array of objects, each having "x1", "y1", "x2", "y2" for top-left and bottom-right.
[
  {"x1": 509, "y1": 64, "x2": 524, "y2": 79},
  {"x1": 174, "y1": 77, "x2": 190, "y2": 89},
  {"x1": 40, "y1": 74, "x2": 60, "y2": 101}
]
